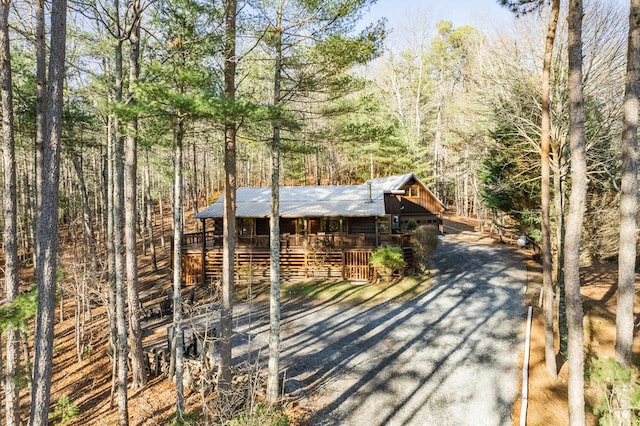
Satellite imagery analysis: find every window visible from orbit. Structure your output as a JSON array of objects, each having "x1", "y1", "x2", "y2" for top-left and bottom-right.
[
  {"x1": 238, "y1": 218, "x2": 254, "y2": 236},
  {"x1": 378, "y1": 217, "x2": 390, "y2": 234},
  {"x1": 392, "y1": 215, "x2": 400, "y2": 231},
  {"x1": 408, "y1": 186, "x2": 419, "y2": 197}
]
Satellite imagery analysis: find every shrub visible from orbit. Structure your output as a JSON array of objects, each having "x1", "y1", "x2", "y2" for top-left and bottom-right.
[
  {"x1": 0, "y1": 285, "x2": 38, "y2": 333},
  {"x1": 587, "y1": 356, "x2": 640, "y2": 425},
  {"x1": 225, "y1": 403, "x2": 289, "y2": 426},
  {"x1": 50, "y1": 396, "x2": 78, "y2": 425},
  {"x1": 166, "y1": 411, "x2": 202, "y2": 426},
  {"x1": 410, "y1": 225, "x2": 439, "y2": 273},
  {"x1": 370, "y1": 246, "x2": 404, "y2": 283}
]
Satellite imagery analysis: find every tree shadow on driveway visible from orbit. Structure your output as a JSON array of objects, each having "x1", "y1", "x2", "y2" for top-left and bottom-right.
[{"x1": 233, "y1": 236, "x2": 527, "y2": 426}]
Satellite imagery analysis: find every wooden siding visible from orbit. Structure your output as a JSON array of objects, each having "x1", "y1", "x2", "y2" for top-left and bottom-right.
[
  {"x1": 403, "y1": 176, "x2": 445, "y2": 214},
  {"x1": 382, "y1": 177, "x2": 444, "y2": 234},
  {"x1": 384, "y1": 193, "x2": 443, "y2": 217},
  {"x1": 384, "y1": 175, "x2": 444, "y2": 217},
  {"x1": 347, "y1": 217, "x2": 376, "y2": 234}
]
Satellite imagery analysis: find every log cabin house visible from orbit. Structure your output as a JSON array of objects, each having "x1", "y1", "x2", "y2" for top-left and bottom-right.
[{"x1": 181, "y1": 173, "x2": 445, "y2": 284}]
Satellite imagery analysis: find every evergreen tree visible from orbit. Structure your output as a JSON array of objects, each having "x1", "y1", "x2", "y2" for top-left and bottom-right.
[
  {"x1": 30, "y1": 0, "x2": 67, "y2": 423},
  {"x1": 250, "y1": 0, "x2": 385, "y2": 403},
  {"x1": 0, "y1": 2, "x2": 21, "y2": 422}
]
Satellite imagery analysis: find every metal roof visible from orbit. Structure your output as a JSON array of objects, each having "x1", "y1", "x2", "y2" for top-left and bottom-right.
[{"x1": 195, "y1": 173, "x2": 441, "y2": 219}]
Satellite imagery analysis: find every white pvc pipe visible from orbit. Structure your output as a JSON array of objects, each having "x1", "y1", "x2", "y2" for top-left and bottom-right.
[{"x1": 520, "y1": 305, "x2": 533, "y2": 426}]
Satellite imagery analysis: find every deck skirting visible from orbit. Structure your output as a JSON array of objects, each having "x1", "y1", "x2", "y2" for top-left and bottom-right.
[{"x1": 181, "y1": 246, "x2": 413, "y2": 285}]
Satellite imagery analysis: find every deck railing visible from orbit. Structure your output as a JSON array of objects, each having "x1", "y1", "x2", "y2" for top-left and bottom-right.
[{"x1": 181, "y1": 231, "x2": 409, "y2": 250}]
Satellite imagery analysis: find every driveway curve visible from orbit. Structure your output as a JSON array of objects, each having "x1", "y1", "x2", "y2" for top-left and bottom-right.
[{"x1": 237, "y1": 234, "x2": 527, "y2": 425}]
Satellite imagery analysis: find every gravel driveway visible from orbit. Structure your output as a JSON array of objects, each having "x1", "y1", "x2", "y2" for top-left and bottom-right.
[{"x1": 234, "y1": 234, "x2": 527, "y2": 425}]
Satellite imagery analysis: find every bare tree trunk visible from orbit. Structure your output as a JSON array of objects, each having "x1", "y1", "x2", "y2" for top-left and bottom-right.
[
  {"x1": 140, "y1": 192, "x2": 147, "y2": 255},
  {"x1": 19, "y1": 156, "x2": 35, "y2": 264},
  {"x1": 71, "y1": 153, "x2": 98, "y2": 272},
  {"x1": 59, "y1": 282, "x2": 64, "y2": 323},
  {"x1": 114, "y1": 130, "x2": 129, "y2": 426},
  {"x1": 74, "y1": 267, "x2": 87, "y2": 363},
  {"x1": 106, "y1": 112, "x2": 119, "y2": 411},
  {"x1": 565, "y1": 1, "x2": 586, "y2": 424},
  {"x1": 551, "y1": 143, "x2": 567, "y2": 358},
  {"x1": 113, "y1": 35, "x2": 130, "y2": 425},
  {"x1": 145, "y1": 149, "x2": 158, "y2": 271},
  {"x1": 267, "y1": 0, "x2": 284, "y2": 404},
  {"x1": 34, "y1": 0, "x2": 46, "y2": 269},
  {"x1": 541, "y1": 0, "x2": 560, "y2": 379},
  {"x1": 29, "y1": 1, "x2": 66, "y2": 423},
  {"x1": 0, "y1": 330, "x2": 2, "y2": 424},
  {"x1": 614, "y1": 2, "x2": 640, "y2": 424},
  {"x1": 414, "y1": 50, "x2": 424, "y2": 151},
  {"x1": 19, "y1": 330, "x2": 31, "y2": 387},
  {"x1": 159, "y1": 190, "x2": 166, "y2": 249},
  {"x1": 125, "y1": 0, "x2": 146, "y2": 388},
  {"x1": 171, "y1": 117, "x2": 186, "y2": 418},
  {"x1": 0, "y1": 1, "x2": 20, "y2": 422},
  {"x1": 0, "y1": 329, "x2": 3, "y2": 423},
  {"x1": 218, "y1": 0, "x2": 237, "y2": 407},
  {"x1": 463, "y1": 154, "x2": 469, "y2": 217},
  {"x1": 616, "y1": 0, "x2": 640, "y2": 371},
  {"x1": 192, "y1": 140, "x2": 198, "y2": 214},
  {"x1": 434, "y1": 105, "x2": 442, "y2": 197}
]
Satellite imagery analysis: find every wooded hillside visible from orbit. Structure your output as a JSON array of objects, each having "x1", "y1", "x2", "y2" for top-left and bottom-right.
[{"x1": 0, "y1": 0, "x2": 638, "y2": 425}]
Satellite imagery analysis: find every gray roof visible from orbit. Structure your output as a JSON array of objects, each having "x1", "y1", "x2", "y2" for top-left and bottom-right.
[{"x1": 195, "y1": 173, "x2": 441, "y2": 219}]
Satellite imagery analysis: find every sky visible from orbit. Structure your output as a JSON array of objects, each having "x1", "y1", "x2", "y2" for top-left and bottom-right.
[{"x1": 361, "y1": 0, "x2": 518, "y2": 36}]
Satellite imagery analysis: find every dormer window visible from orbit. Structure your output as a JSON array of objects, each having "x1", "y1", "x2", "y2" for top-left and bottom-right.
[{"x1": 408, "y1": 186, "x2": 419, "y2": 198}]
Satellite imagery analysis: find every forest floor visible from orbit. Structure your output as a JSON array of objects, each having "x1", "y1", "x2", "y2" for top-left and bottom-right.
[
  {"x1": 6, "y1": 213, "x2": 640, "y2": 425},
  {"x1": 516, "y1": 256, "x2": 640, "y2": 426}
]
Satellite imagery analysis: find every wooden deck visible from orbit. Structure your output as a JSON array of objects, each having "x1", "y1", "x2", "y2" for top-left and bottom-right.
[{"x1": 180, "y1": 231, "x2": 413, "y2": 284}]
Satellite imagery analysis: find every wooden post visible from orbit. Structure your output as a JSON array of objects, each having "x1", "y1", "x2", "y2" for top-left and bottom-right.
[
  {"x1": 340, "y1": 217, "x2": 345, "y2": 280},
  {"x1": 201, "y1": 218, "x2": 206, "y2": 285}
]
